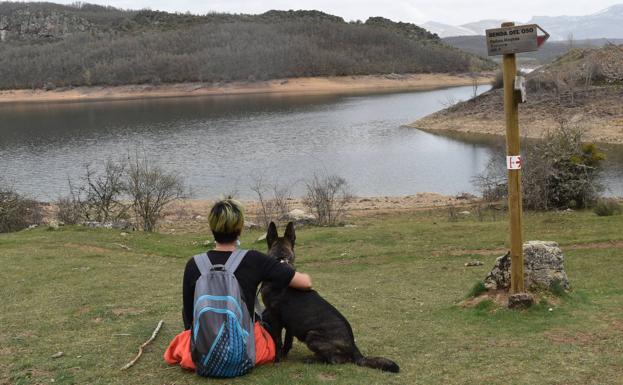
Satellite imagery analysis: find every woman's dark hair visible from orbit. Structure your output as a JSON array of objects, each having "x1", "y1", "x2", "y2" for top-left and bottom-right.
[{"x1": 208, "y1": 199, "x2": 245, "y2": 243}]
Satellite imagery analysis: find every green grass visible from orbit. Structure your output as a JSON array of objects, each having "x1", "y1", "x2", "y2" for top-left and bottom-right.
[{"x1": 1, "y1": 209, "x2": 623, "y2": 385}]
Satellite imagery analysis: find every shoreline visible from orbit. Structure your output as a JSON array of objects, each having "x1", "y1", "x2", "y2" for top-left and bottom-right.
[
  {"x1": 0, "y1": 73, "x2": 493, "y2": 105},
  {"x1": 409, "y1": 86, "x2": 623, "y2": 145}
]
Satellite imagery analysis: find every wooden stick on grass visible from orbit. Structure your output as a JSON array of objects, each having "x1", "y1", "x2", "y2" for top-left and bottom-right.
[{"x1": 120, "y1": 320, "x2": 164, "y2": 370}]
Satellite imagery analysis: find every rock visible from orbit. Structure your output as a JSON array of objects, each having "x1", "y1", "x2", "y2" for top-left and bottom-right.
[
  {"x1": 202, "y1": 240, "x2": 214, "y2": 247},
  {"x1": 244, "y1": 221, "x2": 260, "y2": 230},
  {"x1": 255, "y1": 233, "x2": 267, "y2": 243},
  {"x1": 508, "y1": 293, "x2": 534, "y2": 309},
  {"x1": 194, "y1": 215, "x2": 204, "y2": 220},
  {"x1": 458, "y1": 211, "x2": 471, "y2": 216},
  {"x1": 120, "y1": 232, "x2": 128, "y2": 237},
  {"x1": 81, "y1": 220, "x2": 134, "y2": 231},
  {"x1": 48, "y1": 220, "x2": 61, "y2": 230},
  {"x1": 484, "y1": 241, "x2": 570, "y2": 292},
  {"x1": 51, "y1": 351, "x2": 64, "y2": 359},
  {"x1": 465, "y1": 261, "x2": 483, "y2": 267},
  {"x1": 456, "y1": 192, "x2": 477, "y2": 200},
  {"x1": 282, "y1": 209, "x2": 315, "y2": 225}
]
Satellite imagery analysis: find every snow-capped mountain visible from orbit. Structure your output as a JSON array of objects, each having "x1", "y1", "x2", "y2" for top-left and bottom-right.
[{"x1": 424, "y1": 4, "x2": 623, "y2": 40}]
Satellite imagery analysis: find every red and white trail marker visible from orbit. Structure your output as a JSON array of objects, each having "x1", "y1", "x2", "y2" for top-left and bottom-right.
[{"x1": 507, "y1": 155, "x2": 522, "y2": 170}]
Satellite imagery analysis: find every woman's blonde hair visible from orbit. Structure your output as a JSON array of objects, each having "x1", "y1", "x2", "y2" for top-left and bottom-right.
[{"x1": 208, "y1": 198, "x2": 245, "y2": 243}]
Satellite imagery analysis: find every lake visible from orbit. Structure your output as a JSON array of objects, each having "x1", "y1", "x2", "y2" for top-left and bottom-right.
[{"x1": 1, "y1": 86, "x2": 621, "y2": 200}]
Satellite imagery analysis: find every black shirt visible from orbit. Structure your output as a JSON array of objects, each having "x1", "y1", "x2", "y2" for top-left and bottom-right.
[{"x1": 182, "y1": 249, "x2": 295, "y2": 330}]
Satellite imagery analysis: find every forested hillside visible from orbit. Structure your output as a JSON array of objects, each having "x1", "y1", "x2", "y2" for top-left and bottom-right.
[{"x1": 0, "y1": 2, "x2": 493, "y2": 90}]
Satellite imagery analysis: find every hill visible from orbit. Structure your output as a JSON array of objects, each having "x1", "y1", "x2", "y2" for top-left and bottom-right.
[
  {"x1": 443, "y1": 36, "x2": 623, "y2": 65},
  {"x1": 426, "y1": 4, "x2": 623, "y2": 40},
  {"x1": 0, "y1": 2, "x2": 493, "y2": 91},
  {"x1": 410, "y1": 45, "x2": 623, "y2": 144}
]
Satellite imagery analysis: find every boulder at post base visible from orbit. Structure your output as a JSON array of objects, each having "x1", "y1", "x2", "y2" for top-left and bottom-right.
[{"x1": 484, "y1": 241, "x2": 569, "y2": 291}]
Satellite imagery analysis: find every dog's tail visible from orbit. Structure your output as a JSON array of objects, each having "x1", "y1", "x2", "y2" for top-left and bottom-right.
[{"x1": 355, "y1": 353, "x2": 400, "y2": 373}]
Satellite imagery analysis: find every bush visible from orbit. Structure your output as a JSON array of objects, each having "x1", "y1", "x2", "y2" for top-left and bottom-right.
[
  {"x1": 593, "y1": 198, "x2": 622, "y2": 216},
  {"x1": 250, "y1": 175, "x2": 291, "y2": 228},
  {"x1": 56, "y1": 196, "x2": 82, "y2": 225},
  {"x1": 68, "y1": 160, "x2": 127, "y2": 222},
  {"x1": 474, "y1": 126, "x2": 605, "y2": 210},
  {"x1": 0, "y1": 185, "x2": 42, "y2": 233},
  {"x1": 304, "y1": 173, "x2": 353, "y2": 226},
  {"x1": 126, "y1": 153, "x2": 186, "y2": 232}
]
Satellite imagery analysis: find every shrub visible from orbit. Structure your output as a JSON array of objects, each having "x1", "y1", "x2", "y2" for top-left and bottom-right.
[
  {"x1": 474, "y1": 125, "x2": 605, "y2": 210},
  {"x1": 593, "y1": 198, "x2": 622, "y2": 216},
  {"x1": 250, "y1": 175, "x2": 291, "y2": 228},
  {"x1": 0, "y1": 184, "x2": 42, "y2": 233},
  {"x1": 125, "y1": 153, "x2": 186, "y2": 232},
  {"x1": 68, "y1": 160, "x2": 127, "y2": 222},
  {"x1": 56, "y1": 196, "x2": 82, "y2": 225},
  {"x1": 304, "y1": 173, "x2": 353, "y2": 226}
]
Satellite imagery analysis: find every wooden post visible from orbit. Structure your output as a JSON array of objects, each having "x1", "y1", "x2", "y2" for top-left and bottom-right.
[{"x1": 502, "y1": 21, "x2": 525, "y2": 294}]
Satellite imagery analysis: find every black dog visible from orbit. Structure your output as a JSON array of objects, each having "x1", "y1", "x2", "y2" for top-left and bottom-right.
[{"x1": 260, "y1": 221, "x2": 399, "y2": 373}]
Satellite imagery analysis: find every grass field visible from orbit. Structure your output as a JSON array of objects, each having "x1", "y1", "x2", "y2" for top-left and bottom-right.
[{"x1": 1, "y1": 208, "x2": 622, "y2": 385}]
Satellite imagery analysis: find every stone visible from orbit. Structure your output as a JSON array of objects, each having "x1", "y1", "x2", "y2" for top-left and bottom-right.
[
  {"x1": 244, "y1": 221, "x2": 260, "y2": 230},
  {"x1": 484, "y1": 241, "x2": 570, "y2": 292},
  {"x1": 47, "y1": 220, "x2": 60, "y2": 230},
  {"x1": 202, "y1": 240, "x2": 214, "y2": 247},
  {"x1": 255, "y1": 232, "x2": 267, "y2": 243},
  {"x1": 465, "y1": 261, "x2": 483, "y2": 267},
  {"x1": 51, "y1": 351, "x2": 64, "y2": 359},
  {"x1": 508, "y1": 293, "x2": 534, "y2": 309},
  {"x1": 458, "y1": 211, "x2": 471, "y2": 216},
  {"x1": 282, "y1": 209, "x2": 315, "y2": 225}
]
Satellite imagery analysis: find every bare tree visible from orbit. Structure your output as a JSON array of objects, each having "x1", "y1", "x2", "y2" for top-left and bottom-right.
[
  {"x1": 250, "y1": 175, "x2": 291, "y2": 228},
  {"x1": 304, "y1": 173, "x2": 353, "y2": 226},
  {"x1": 0, "y1": 181, "x2": 42, "y2": 233},
  {"x1": 125, "y1": 154, "x2": 185, "y2": 232},
  {"x1": 70, "y1": 161, "x2": 127, "y2": 222}
]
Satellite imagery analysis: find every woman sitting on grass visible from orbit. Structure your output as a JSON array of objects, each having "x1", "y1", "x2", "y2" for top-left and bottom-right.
[{"x1": 164, "y1": 198, "x2": 312, "y2": 376}]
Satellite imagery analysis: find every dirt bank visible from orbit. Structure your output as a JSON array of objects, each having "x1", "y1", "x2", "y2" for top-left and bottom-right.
[
  {"x1": 0, "y1": 73, "x2": 493, "y2": 104},
  {"x1": 409, "y1": 85, "x2": 623, "y2": 144}
]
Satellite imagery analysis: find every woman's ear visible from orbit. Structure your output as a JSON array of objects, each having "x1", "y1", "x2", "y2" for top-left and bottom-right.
[
  {"x1": 266, "y1": 222, "x2": 278, "y2": 250},
  {"x1": 284, "y1": 222, "x2": 296, "y2": 246}
]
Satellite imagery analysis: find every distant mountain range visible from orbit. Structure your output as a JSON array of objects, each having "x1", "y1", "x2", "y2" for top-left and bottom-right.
[{"x1": 424, "y1": 4, "x2": 623, "y2": 40}]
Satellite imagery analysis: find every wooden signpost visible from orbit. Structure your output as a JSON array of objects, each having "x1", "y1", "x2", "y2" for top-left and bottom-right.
[{"x1": 486, "y1": 22, "x2": 549, "y2": 295}]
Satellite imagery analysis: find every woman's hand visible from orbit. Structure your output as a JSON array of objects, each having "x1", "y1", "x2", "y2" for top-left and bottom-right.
[{"x1": 289, "y1": 272, "x2": 312, "y2": 290}]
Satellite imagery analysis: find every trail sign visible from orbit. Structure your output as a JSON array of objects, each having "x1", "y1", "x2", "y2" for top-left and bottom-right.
[
  {"x1": 490, "y1": 21, "x2": 549, "y2": 300},
  {"x1": 486, "y1": 24, "x2": 549, "y2": 56}
]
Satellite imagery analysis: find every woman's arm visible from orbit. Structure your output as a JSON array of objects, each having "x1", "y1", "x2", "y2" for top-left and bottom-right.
[{"x1": 289, "y1": 272, "x2": 312, "y2": 290}]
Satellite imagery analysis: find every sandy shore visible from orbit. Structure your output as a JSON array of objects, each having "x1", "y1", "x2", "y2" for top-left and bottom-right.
[{"x1": 0, "y1": 73, "x2": 493, "y2": 104}]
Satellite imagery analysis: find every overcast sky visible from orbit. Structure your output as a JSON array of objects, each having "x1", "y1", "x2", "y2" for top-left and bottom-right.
[{"x1": 49, "y1": 0, "x2": 621, "y2": 25}]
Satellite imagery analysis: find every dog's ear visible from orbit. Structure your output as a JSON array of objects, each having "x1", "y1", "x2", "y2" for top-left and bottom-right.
[
  {"x1": 267, "y1": 222, "x2": 278, "y2": 249},
  {"x1": 284, "y1": 221, "x2": 296, "y2": 246}
]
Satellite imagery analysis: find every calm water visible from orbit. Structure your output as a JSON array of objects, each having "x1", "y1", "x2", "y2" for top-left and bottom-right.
[{"x1": 1, "y1": 86, "x2": 621, "y2": 200}]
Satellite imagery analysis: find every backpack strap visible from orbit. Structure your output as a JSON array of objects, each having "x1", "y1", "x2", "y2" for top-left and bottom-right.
[
  {"x1": 193, "y1": 253, "x2": 213, "y2": 275},
  {"x1": 224, "y1": 249, "x2": 248, "y2": 273}
]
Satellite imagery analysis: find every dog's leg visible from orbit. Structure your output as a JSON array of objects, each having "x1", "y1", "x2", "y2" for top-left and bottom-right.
[
  {"x1": 282, "y1": 329, "x2": 294, "y2": 359},
  {"x1": 266, "y1": 314, "x2": 284, "y2": 362}
]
